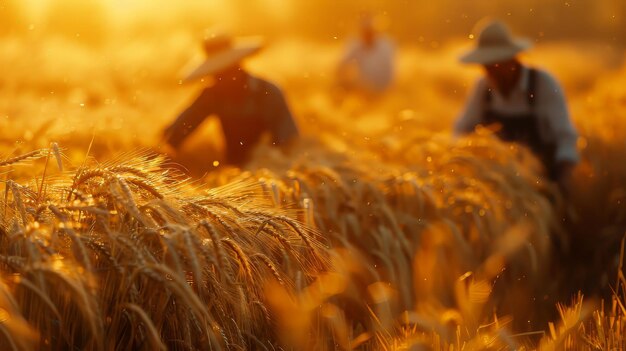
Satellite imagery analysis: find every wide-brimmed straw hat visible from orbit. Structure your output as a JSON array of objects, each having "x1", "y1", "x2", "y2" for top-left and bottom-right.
[
  {"x1": 460, "y1": 20, "x2": 531, "y2": 65},
  {"x1": 182, "y1": 31, "x2": 264, "y2": 83}
]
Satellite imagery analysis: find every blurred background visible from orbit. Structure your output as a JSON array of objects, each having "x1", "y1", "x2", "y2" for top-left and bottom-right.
[
  {"x1": 5, "y1": 0, "x2": 625, "y2": 44},
  {"x1": 0, "y1": 0, "x2": 624, "y2": 165}
]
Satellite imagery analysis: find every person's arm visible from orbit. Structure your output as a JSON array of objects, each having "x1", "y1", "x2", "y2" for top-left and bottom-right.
[
  {"x1": 266, "y1": 84, "x2": 299, "y2": 145},
  {"x1": 338, "y1": 40, "x2": 359, "y2": 69},
  {"x1": 383, "y1": 38, "x2": 396, "y2": 87},
  {"x1": 163, "y1": 88, "x2": 214, "y2": 149},
  {"x1": 454, "y1": 78, "x2": 486, "y2": 136},
  {"x1": 537, "y1": 72, "x2": 579, "y2": 188},
  {"x1": 336, "y1": 40, "x2": 360, "y2": 87}
]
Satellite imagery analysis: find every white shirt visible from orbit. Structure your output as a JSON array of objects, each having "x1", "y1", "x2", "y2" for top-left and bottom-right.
[
  {"x1": 339, "y1": 36, "x2": 395, "y2": 93},
  {"x1": 454, "y1": 66, "x2": 579, "y2": 163}
]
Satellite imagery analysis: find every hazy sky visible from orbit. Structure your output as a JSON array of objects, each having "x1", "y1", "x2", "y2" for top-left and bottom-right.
[{"x1": 9, "y1": 0, "x2": 626, "y2": 44}]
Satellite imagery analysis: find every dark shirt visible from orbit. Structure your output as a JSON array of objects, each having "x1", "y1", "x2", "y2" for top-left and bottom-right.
[{"x1": 165, "y1": 73, "x2": 298, "y2": 165}]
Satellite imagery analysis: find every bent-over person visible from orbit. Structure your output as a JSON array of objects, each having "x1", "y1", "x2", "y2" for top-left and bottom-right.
[
  {"x1": 336, "y1": 13, "x2": 395, "y2": 95},
  {"x1": 163, "y1": 32, "x2": 299, "y2": 166},
  {"x1": 455, "y1": 20, "x2": 579, "y2": 190}
]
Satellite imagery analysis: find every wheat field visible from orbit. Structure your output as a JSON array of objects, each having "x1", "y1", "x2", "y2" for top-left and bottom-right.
[{"x1": 0, "y1": 1, "x2": 625, "y2": 350}]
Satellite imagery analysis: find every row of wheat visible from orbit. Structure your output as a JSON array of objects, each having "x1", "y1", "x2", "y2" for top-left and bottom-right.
[{"x1": 0, "y1": 129, "x2": 622, "y2": 350}]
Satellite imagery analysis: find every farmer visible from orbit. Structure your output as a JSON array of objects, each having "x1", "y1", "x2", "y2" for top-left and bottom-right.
[
  {"x1": 454, "y1": 20, "x2": 579, "y2": 189},
  {"x1": 163, "y1": 32, "x2": 299, "y2": 166},
  {"x1": 336, "y1": 13, "x2": 395, "y2": 95}
]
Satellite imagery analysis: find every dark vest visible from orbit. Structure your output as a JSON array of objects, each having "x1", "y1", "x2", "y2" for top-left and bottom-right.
[
  {"x1": 197, "y1": 77, "x2": 278, "y2": 166},
  {"x1": 481, "y1": 69, "x2": 558, "y2": 179},
  {"x1": 217, "y1": 79, "x2": 271, "y2": 165}
]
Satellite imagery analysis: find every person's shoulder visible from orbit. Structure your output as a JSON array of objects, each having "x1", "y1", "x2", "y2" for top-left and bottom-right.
[
  {"x1": 343, "y1": 38, "x2": 362, "y2": 52},
  {"x1": 250, "y1": 76, "x2": 285, "y2": 96},
  {"x1": 530, "y1": 66, "x2": 563, "y2": 89},
  {"x1": 377, "y1": 35, "x2": 394, "y2": 47},
  {"x1": 473, "y1": 75, "x2": 487, "y2": 90},
  {"x1": 195, "y1": 85, "x2": 215, "y2": 99}
]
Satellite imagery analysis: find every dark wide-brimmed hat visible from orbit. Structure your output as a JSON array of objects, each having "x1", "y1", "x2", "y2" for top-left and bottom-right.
[
  {"x1": 182, "y1": 31, "x2": 264, "y2": 83},
  {"x1": 460, "y1": 20, "x2": 531, "y2": 65}
]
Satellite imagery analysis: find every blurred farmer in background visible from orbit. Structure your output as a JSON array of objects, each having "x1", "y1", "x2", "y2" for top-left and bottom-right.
[
  {"x1": 455, "y1": 20, "x2": 579, "y2": 190},
  {"x1": 336, "y1": 13, "x2": 395, "y2": 96},
  {"x1": 163, "y1": 32, "x2": 299, "y2": 166}
]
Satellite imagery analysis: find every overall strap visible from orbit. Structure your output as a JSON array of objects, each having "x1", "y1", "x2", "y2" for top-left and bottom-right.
[
  {"x1": 254, "y1": 77, "x2": 270, "y2": 115},
  {"x1": 244, "y1": 75, "x2": 266, "y2": 113},
  {"x1": 527, "y1": 68, "x2": 537, "y2": 108},
  {"x1": 249, "y1": 76, "x2": 273, "y2": 126},
  {"x1": 483, "y1": 86, "x2": 493, "y2": 106}
]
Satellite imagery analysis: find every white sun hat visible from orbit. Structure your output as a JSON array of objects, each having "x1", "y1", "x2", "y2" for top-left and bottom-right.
[
  {"x1": 460, "y1": 20, "x2": 532, "y2": 65},
  {"x1": 182, "y1": 31, "x2": 264, "y2": 83}
]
